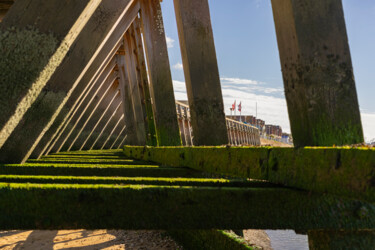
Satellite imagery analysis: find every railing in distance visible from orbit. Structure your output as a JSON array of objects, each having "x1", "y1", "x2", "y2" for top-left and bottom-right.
[{"x1": 176, "y1": 101, "x2": 261, "y2": 146}]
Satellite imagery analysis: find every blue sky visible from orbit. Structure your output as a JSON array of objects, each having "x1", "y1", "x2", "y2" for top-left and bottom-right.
[{"x1": 160, "y1": 0, "x2": 375, "y2": 141}]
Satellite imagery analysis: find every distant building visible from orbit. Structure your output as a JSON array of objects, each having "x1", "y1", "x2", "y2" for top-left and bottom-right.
[{"x1": 265, "y1": 125, "x2": 282, "y2": 137}]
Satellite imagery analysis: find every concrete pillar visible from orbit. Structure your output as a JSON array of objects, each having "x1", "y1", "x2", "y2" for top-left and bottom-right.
[
  {"x1": 140, "y1": 0, "x2": 181, "y2": 146},
  {"x1": 0, "y1": 0, "x2": 101, "y2": 162},
  {"x1": 173, "y1": 0, "x2": 228, "y2": 146},
  {"x1": 117, "y1": 54, "x2": 138, "y2": 145},
  {"x1": 308, "y1": 230, "x2": 375, "y2": 250},
  {"x1": 271, "y1": 0, "x2": 364, "y2": 147},
  {"x1": 131, "y1": 19, "x2": 157, "y2": 146},
  {"x1": 124, "y1": 31, "x2": 147, "y2": 145},
  {"x1": 0, "y1": 0, "x2": 140, "y2": 163}
]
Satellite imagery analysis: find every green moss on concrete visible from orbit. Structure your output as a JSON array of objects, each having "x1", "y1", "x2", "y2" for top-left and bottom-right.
[
  {"x1": 0, "y1": 163, "x2": 204, "y2": 178},
  {"x1": 0, "y1": 175, "x2": 276, "y2": 188},
  {"x1": 123, "y1": 146, "x2": 375, "y2": 203},
  {"x1": 0, "y1": 182, "x2": 374, "y2": 230},
  {"x1": 169, "y1": 230, "x2": 255, "y2": 250},
  {"x1": 308, "y1": 230, "x2": 375, "y2": 250}
]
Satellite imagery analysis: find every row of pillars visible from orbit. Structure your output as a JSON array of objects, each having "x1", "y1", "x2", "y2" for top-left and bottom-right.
[{"x1": 0, "y1": 0, "x2": 364, "y2": 164}]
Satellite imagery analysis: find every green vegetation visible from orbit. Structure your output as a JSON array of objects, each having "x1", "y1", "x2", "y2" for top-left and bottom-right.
[
  {"x1": 169, "y1": 230, "x2": 255, "y2": 250},
  {"x1": 123, "y1": 146, "x2": 375, "y2": 203},
  {"x1": 0, "y1": 149, "x2": 373, "y2": 232}
]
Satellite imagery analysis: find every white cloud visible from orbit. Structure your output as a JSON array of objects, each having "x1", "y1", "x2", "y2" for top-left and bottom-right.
[
  {"x1": 166, "y1": 36, "x2": 175, "y2": 48},
  {"x1": 173, "y1": 80, "x2": 188, "y2": 101},
  {"x1": 361, "y1": 112, "x2": 375, "y2": 142},
  {"x1": 173, "y1": 63, "x2": 183, "y2": 70},
  {"x1": 173, "y1": 76, "x2": 375, "y2": 140},
  {"x1": 221, "y1": 77, "x2": 261, "y2": 85}
]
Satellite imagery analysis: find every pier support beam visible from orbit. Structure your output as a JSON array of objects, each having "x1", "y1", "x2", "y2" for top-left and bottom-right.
[
  {"x1": 140, "y1": 0, "x2": 181, "y2": 146},
  {"x1": 0, "y1": 0, "x2": 139, "y2": 163},
  {"x1": 130, "y1": 20, "x2": 157, "y2": 146},
  {"x1": 0, "y1": 0, "x2": 101, "y2": 162},
  {"x1": 124, "y1": 32, "x2": 147, "y2": 145},
  {"x1": 173, "y1": 0, "x2": 228, "y2": 146},
  {"x1": 271, "y1": 0, "x2": 364, "y2": 147},
  {"x1": 117, "y1": 54, "x2": 139, "y2": 145}
]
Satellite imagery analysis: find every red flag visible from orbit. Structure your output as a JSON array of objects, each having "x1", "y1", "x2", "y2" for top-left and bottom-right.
[
  {"x1": 238, "y1": 102, "x2": 242, "y2": 112},
  {"x1": 232, "y1": 100, "x2": 236, "y2": 110}
]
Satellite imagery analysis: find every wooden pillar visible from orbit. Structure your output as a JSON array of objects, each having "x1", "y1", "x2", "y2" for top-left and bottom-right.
[
  {"x1": 117, "y1": 54, "x2": 138, "y2": 145},
  {"x1": 131, "y1": 19, "x2": 157, "y2": 146},
  {"x1": 79, "y1": 90, "x2": 121, "y2": 150},
  {"x1": 0, "y1": 0, "x2": 101, "y2": 162},
  {"x1": 140, "y1": 0, "x2": 181, "y2": 146},
  {"x1": 66, "y1": 80, "x2": 120, "y2": 151},
  {"x1": 31, "y1": 56, "x2": 118, "y2": 158},
  {"x1": 0, "y1": 0, "x2": 139, "y2": 162},
  {"x1": 308, "y1": 230, "x2": 375, "y2": 250},
  {"x1": 90, "y1": 101, "x2": 123, "y2": 150},
  {"x1": 124, "y1": 32, "x2": 147, "y2": 145},
  {"x1": 56, "y1": 71, "x2": 118, "y2": 152},
  {"x1": 44, "y1": 63, "x2": 118, "y2": 155},
  {"x1": 173, "y1": 0, "x2": 228, "y2": 146},
  {"x1": 271, "y1": 0, "x2": 364, "y2": 147}
]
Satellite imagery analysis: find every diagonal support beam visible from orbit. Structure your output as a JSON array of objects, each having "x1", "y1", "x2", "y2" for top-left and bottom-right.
[
  {"x1": 0, "y1": 0, "x2": 140, "y2": 163},
  {"x1": 0, "y1": 0, "x2": 101, "y2": 154}
]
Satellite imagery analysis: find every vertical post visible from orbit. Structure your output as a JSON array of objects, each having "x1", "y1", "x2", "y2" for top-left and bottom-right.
[
  {"x1": 117, "y1": 54, "x2": 138, "y2": 145},
  {"x1": 131, "y1": 19, "x2": 157, "y2": 146},
  {"x1": 271, "y1": 0, "x2": 364, "y2": 147},
  {"x1": 124, "y1": 31, "x2": 147, "y2": 145},
  {"x1": 173, "y1": 0, "x2": 228, "y2": 146},
  {"x1": 140, "y1": 0, "x2": 181, "y2": 146}
]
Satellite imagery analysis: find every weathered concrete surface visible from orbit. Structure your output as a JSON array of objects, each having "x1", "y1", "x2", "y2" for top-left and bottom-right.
[
  {"x1": 174, "y1": 0, "x2": 228, "y2": 146},
  {"x1": 271, "y1": 0, "x2": 364, "y2": 147},
  {"x1": 140, "y1": 0, "x2": 181, "y2": 146},
  {"x1": 0, "y1": 0, "x2": 101, "y2": 158}
]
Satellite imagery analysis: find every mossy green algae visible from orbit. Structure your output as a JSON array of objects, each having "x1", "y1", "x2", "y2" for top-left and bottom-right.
[
  {"x1": 169, "y1": 230, "x2": 255, "y2": 250},
  {"x1": 123, "y1": 146, "x2": 375, "y2": 203},
  {"x1": 0, "y1": 26, "x2": 66, "y2": 147},
  {"x1": 0, "y1": 182, "x2": 374, "y2": 230}
]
